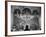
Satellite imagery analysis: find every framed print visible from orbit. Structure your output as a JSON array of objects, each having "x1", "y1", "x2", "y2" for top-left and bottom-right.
[{"x1": 5, "y1": 1, "x2": 45, "y2": 36}]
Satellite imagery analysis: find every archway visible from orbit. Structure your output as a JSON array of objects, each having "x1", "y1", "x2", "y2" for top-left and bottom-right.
[{"x1": 24, "y1": 25, "x2": 30, "y2": 31}]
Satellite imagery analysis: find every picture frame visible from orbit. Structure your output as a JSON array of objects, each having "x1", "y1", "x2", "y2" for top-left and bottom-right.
[{"x1": 5, "y1": 1, "x2": 45, "y2": 36}]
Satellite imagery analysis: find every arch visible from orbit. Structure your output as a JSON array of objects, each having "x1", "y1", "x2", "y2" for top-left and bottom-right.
[
  {"x1": 22, "y1": 8, "x2": 31, "y2": 15},
  {"x1": 32, "y1": 10, "x2": 39, "y2": 15},
  {"x1": 14, "y1": 9, "x2": 21, "y2": 15}
]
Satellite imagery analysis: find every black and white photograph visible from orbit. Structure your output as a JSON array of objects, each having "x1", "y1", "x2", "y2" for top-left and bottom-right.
[
  {"x1": 11, "y1": 6, "x2": 41, "y2": 31},
  {"x1": 7, "y1": 2, "x2": 45, "y2": 35}
]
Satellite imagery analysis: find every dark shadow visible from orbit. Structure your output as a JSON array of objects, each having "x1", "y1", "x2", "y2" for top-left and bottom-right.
[{"x1": 24, "y1": 25, "x2": 30, "y2": 31}]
